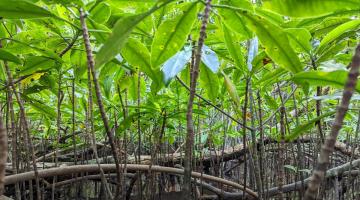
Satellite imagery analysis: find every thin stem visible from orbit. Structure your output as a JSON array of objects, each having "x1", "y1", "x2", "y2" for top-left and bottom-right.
[
  {"x1": 183, "y1": 0, "x2": 212, "y2": 198},
  {"x1": 80, "y1": 8, "x2": 121, "y2": 198},
  {"x1": 304, "y1": 44, "x2": 360, "y2": 199}
]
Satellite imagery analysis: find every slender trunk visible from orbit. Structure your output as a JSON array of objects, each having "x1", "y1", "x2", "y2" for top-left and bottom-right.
[
  {"x1": 80, "y1": 8, "x2": 121, "y2": 198},
  {"x1": 52, "y1": 66, "x2": 63, "y2": 200},
  {"x1": 183, "y1": 1, "x2": 212, "y2": 199},
  {"x1": 241, "y1": 79, "x2": 249, "y2": 200},
  {"x1": 0, "y1": 117, "x2": 7, "y2": 196},
  {"x1": 72, "y1": 78, "x2": 77, "y2": 165},
  {"x1": 278, "y1": 106, "x2": 285, "y2": 200},
  {"x1": 1, "y1": 42, "x2": 41, "y2": 200},
  {"x1": 136, "y1": 71, "x2": 142, "y2": 200},
  {"x1": 305, "y1": 44, "x2": 360, "y2": 199},
  {"x1": 6, "y1": 74, "x2": 21, "y2": 200}
]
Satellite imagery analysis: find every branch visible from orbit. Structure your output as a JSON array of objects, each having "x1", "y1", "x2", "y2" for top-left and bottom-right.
[
  {"x1": 4, "y1": 164, "x2": 258, "y2": 199},
  {"x1": 305, "y1": 44, "x2": 360, "y2": 199},
  {"x1": 176, "y1": 76, "x2": 255, "y2": 131}
]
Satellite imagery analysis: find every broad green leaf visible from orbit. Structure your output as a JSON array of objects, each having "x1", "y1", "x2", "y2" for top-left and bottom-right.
[
  {"x1": 310, "y1": 17, "x2": 351, "y2": 37},
  {"x1": 223, "y1": 72, "x2": 241, "y2": 107},
  {"x1": 285, "y1": 28, "x2": 312, "y2": 54},
  {"x1": 284, "y1": 165, "x2": 297, "y2": 172},
  {"x1": 23, "y1": 84, "x2": 48, "y2": 95},
  {"x1": 317, "y1": 20, "x2": 360, "y2": 54},
  {"x1": 9, "y1": 39, "x2": 63, "y2": 63},
  {"x1": 0, "y1": 0, "x2": 54, "y2": 19},
  {"x1": 255, "y1": 7, "x2": 284, "y2": 26},
  {"x1": 96, "y1": 13, "x2": 151, "y2": 68},
  {"x1": 128, "y1": 74, "x2": 146, "y2": 101},
  {"x1": 264, "y1": 94, "x2": 278, "y2": 110},
  {"x1": 251, "y1": 51, "x2": 268, "y2": 74},
  {"x1": 151, "y1": 2, "x2": 197, "y2": 67},
  {"x1": 222, "y1": 23, "x2": 246, "y2": 71},
  {"x1": 293, "y1": 70, "x2": 360, "y2": 93},
  {"x1": 87, "y1": 18, "x2": 111, "y2": 43},
  {"x1": 30, "y1": 101, "x2": 56, "y2": 118},
  {"x1": 96, "y1": 1, "x2": 173, "y2": 68},
  {"x1": 200, "y1": 64, "x2": 219, "y2": 102},
  {"x1": 286, "y1": 111, "x2": 336, "y2": 141},
  {"x1": 263, "y1": 0, "x2": 360, "y2": 18},
  {"x1": 90, "y1": 2, "x2": 111, "y2": 24},
  {"x1": 0, "y1": 49, "x2": 21, "y2": 64},
  {"x1": 22, "y1": 95, "x2": 57, "y2": 118},
  {"x1": 201, "y1": 45, "x2": 220, "y2": 73},
  {"x1": 161, "y1": 47, "x2": 191, "y2": 85},
  {"x1": 219, "y1": 7, "x2": 252, "y2": 41},
  {"x1": 70, "y1": 50, "x2": 87, "y2": 80},
  {"x1": 257, "y1": 68, "x2": 287, "y2": 88},
  {"x1": 316, "y1": 41, "x2": 347, "y2": 65},
  {"x1": 20, "y1": 56, "x2": 55, "y2": 76},
  {"x1": 240, "y1": 10, "x2": 303, "y2": 73},
  {"x1": 122, "y1": 38, "x2": 161, "y2": 89}
]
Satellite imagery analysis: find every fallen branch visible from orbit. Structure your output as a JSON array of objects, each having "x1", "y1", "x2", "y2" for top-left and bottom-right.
[{"x1": 4, "y1": 164, "x2": 258, "y2": 198}]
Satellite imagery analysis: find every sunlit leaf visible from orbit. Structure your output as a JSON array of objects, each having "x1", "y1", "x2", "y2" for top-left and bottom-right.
[
  {"x1": 200, "y1": 64, "x2": 219, "y2": 102},
  {"x1": 0, "y1": 0, "x2": 55, "y2": 19},
  {"x1": 161, "y1": 47, "x2": 192, "y2": 85},
  {"x1": 317, "y1": 19, "x2": 360, "y2": 54},
  {"x1": 263, "y1": 0, "x2": 360, "y2": 18},
  {"x1": 293, "y1": 70, "x2": 360, "y2": 93},
  {"x1": 286, "y1": 111, "x2": 336, "y2": 141},
  {"x1": 20, "y1": 56, "x2": 55, "y2": 76},
  {"x1": 0, "y1": 49, "x2": 21, "y2": 64},
  {"x1": 122, "y1": 38, "x2": 162, "y2": 91},
  {"x1": 285, "y1": 28, "x2": 312, "y2": 54},
  {"x1": 201, "y1": 45, "x2": 220, "y2": 73},
  {"x1": 151, "y1": 2, "x2": 197, "y2": 68},
  {"x1": 222, "y1": 23, "x2": 246, "y2": 71},
  {"x1": 90, "y1": 2, "x2": 111, "y2": 24},
  {"x1": 223, "y1": 72, "x2": 241, "y2": 107}
]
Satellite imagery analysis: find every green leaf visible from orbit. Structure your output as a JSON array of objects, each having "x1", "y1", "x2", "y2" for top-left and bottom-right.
[
  {"x1": 87, "y1": 18, "x2": 111, "y2": 43},
  {"x1": 0, "y1": 0, "x2": 55, "y2": 19},
  {"x1": 317, "y1": 19, "x2": 360, "y2": 54},
  {"x1": 90, "y1": 2, "x2": 111, "y2": 24},
  {"x1": 0, "y1": 49, "x2": 21, "y2": 64},
  {"x1": 241, "y1": 10, "x2": 303, "y2": 73},
  {"x1": 70, "y1": 50, "x2": 87, "y2": 80},
  {"x1": 310, "y1": 17, "x2": 351, "y2": 37},
  {"x1": 263, "y1": 0, "x2": 360, "y2": 18},
  {"x1": 286, "y1": 111, "x2": 336, "y2": 141},
  {"x1": 20, "y1": 56, "x2": 55, "y2": 76},
  {"x1": 316, "y1": 41, "x2": 347, "y2": 65},
  {"x1": 122, "y1": 38, "x2": 162, "y2": 89},
  {"x1": 284, "y1": 165, "x2": 297, "y2": 172},
  {"x1": 285, "y1": 28, "x2": 312, "y2": 54},
  {"x1": 223, "y1": 72, "x2": 241, "y2": 107},
  {"x1": 219, "y1": 6, "x2": 252, "y2": 40},
  {"x1": 161, "y1": 47, "x2": 191, "y2": 85},
  {"x1": 293, "y1": 70, "x2": 360, "y2": 93},
  {"x1": 264, "y1": 94, "x2": 278, "y2": 110},
  {"x1": 9, "y1": 39, "x2": 63, "y2": 63},
  {"x1": 201, "y1": 45, "x2": 220, "y2": 73},
  {"x1": 96, "y1": 2, "x2": 171, "y2": 68},
  {"x1": 200, "y1": 64, "x2": 219, "y2": 102},
  {"x1": 151, "y1": 2, "x2": 197, "y2": 68},
  {"x1": 96, "y1": 13, "x2": 150, "y2": 68},
  {"x1": 222, "y1": 23, "x2": 246, "y2": 71}
]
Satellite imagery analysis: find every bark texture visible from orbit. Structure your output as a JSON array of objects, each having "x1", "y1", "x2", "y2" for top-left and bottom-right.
[
  {"x1": 0, "y1": 119, "x2": 7, "y2": 196},
  {"x1": 304, "y1": 44, "x2": 360, "y2": 199},
  {"x1": 183, "y1": 0, "x2": 212, "y2": 199}
]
